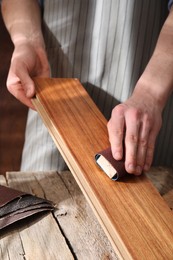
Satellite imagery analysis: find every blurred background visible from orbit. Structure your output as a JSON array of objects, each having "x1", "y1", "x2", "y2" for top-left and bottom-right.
[{"x1": 0, "y1": 10, "x2": 28, "y2": 175}]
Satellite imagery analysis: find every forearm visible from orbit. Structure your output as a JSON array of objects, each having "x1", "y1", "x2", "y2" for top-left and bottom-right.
[
  {"x1": 134, "y1": 8, "x2": 173, "y2": 110},
  {"x1": 1, "y1": 0, "x2": 44, "y2": 48},
  {"x1": 1, "y1": 0, "x2": 49, "y2": 109}
]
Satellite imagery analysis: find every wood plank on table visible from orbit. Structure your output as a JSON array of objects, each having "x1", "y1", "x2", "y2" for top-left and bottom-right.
[
  {"x1": 32, "y1": 78, "x2": 173, "y2": 260},
  {"x1": 2, "y1": 171, "x2": 117, "y2": 260}
]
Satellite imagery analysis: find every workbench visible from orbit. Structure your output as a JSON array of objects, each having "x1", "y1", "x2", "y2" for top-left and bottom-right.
[
  {"x1": 0, "y1": 171, "x2": 118, "y2": 260},
  {"x1": 0, "y1": 168, "x2": 172, "y2": 260}
]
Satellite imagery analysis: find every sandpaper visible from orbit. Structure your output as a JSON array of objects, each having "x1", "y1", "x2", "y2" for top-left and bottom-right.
[
  {"x1": 95, "y1": 147, "x2": 127, "y2": 180},
  {"x1": 0, "y1": 185, "x2": 55, "y2": 229}
]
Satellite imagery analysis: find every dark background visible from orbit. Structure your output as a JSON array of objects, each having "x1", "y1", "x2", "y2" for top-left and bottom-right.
[{"x1": 0, "y1": 10, "x2": 28, "y2": 175}]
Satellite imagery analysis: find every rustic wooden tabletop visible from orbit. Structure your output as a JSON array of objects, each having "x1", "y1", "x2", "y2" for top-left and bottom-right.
[
  {"x1": 0, "y1": 171, "x2": 118, "y2": 260},
  {"x1": 0, "y1": 168, "x2": 172, "y2": 260}
]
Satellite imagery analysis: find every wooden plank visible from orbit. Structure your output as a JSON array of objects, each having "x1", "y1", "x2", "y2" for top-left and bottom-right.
[
  {"x1": 5, "y1": 171, "x2": 118, "y2": 260},
  {"x1": 0, "y1": 233, "x2": 26, "y2": 260},
  {"x1": 32, "y1": 78, "x2": 173, "y2": 259},
  {"x1": 0, "y1": 214, "x2": 74, "y2": 260},
  {"x1": 36, "y1": 170, "x2": 118, "y2": 260},
  {"x1": 0, "y1": 172, "x2": 74, "y2": 260}
]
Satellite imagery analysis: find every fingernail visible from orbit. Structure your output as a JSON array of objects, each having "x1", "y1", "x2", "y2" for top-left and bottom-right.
[
  {"x1": 114, "y1": 152, "x2": 122, "y2": 160},
  {"x1": 128, "y1": 164, "x2": 135, "y2": 172}
]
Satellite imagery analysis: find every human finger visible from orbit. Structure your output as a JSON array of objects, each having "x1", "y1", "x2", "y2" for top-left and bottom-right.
[
  {"x1": 8, "y1": 81, "x2": 35, "y2": 109},
  {"x1": 107, "y1": 104, "x2": 125, "y2": 160},
  {"x1": 7, "y1": 63, "x2": 35, "y2": 98},
  {"x1": 136, "y1": 114, "x2": 150, "y2": 171},
  {"x1": 143, "y1": 126, "x2": 161, "y2": 171},
  {"x1": 7, "y1": 63, "x2": 36, "y2": 109},
  {"x1": 124, "y1": 108, "x2": 141, "y2": 175}
]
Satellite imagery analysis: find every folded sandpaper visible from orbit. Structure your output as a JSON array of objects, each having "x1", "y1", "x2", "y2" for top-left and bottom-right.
[
  {"x1": 0, "y1": 185, "x2": 55, "y2": 230},
  {"x1": 95, "y1": 147, "x2": 127, "y2": 180}
]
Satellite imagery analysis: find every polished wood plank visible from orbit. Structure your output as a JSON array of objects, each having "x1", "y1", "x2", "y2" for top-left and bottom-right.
[{"x1": 32, "y1": 78, "x2": 173, "y2": 259}]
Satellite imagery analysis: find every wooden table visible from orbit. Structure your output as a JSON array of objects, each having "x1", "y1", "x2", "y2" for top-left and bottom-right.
[
  {"x1": 0, "y1": 169, "x2": 172, "y2": 260},
  {"x1": 0, "y1": 168, "x2": 173, "y2": 260},
  {"x1": 0, "y1": 171, "x2": 118, "y2": 260}
]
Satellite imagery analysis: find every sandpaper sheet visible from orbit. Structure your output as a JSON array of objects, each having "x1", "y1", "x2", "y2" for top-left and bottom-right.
[
  {"x1": 95, "y1": 147, "x2": 127, "y2": 180},
  {"x1": 0, "y1": 185, "x2": 55, "y2": 229}
]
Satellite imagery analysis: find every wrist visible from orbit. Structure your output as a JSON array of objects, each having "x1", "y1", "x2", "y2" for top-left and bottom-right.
[
  {"x1": 133, "y1": 79, "x2": 167, "y2": 113},
  {"x1": 134, "y1": 81, "x2": 168, "y2": 112},
  {"x1": 11, "y1": 29, "x2": 45, "y2": 50}
]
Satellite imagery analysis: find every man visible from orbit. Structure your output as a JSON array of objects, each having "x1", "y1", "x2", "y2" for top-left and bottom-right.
[{"x1": 1, "y1": 0, "x2": 173, "y2": 175}]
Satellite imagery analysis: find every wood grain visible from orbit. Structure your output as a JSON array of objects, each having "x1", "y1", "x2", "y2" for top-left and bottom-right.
[
  {"x1": 0, "y1": 171, "x2": 118, "y2": 260},
  {"x1": 32, "y1": 78, "x2": 173, "y2": 260},
  {"x1": 0, "y1": 172, "x2": 74, "y2": 260}
]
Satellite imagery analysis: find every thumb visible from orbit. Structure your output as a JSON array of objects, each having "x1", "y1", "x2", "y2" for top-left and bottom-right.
[
  {"x1": 17, "y1": 65, "x2": 35, "y2": 98},
  {"x1": 6, "y1": 66, "x2": 36, "y2": 109},
  {"x1": 7, "y1": 63, "x2": 35, "y2": 98}
]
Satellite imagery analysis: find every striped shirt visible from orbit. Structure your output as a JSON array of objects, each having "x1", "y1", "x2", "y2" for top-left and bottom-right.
[{"x1": 21, "y1": 0, "x2": 173, "y2": 171}]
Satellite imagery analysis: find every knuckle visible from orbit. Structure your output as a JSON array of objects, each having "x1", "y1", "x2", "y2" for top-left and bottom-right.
[
  {"x1": 139, "y1": 138, "x2": 148, "y2": 148},
  {"x1": 107, "y1": 122, "x2": 124, "y2": 141},
  {"x1": 115, "y1": 129, "x2": 124, "y2": 139},
  {"x1": 128, "y1": 108, "x2": 142, "y2": 120},
  {"x1": 6, "y1": 82, "x2": 15, "y2": 93},
  {"x1": 112, "y1": 104, "x2": 126, "y2": 117},
  {"x1": 126, "y1": 134, "x2": 138, "y2": 144}
]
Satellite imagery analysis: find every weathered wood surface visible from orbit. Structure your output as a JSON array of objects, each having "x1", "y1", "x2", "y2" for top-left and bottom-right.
[
  {"x1": 163, "y1": 189, "x2": 173, "y2": 210},
  {"x1": 0, "y1": 171, "x2": 117, "y2": 260},
  {"x1": 147, "y1": 167, "x2": 173, "y2": 210},
  {"x1": 0, "y1": 169, "x2": 172, "y2": 260},
  {"x1": 146, "y1": 166, "x2": 173, "y2": 196},
  {"x1": 32, "y1": 78, "x2": 173, "y2": 259}
]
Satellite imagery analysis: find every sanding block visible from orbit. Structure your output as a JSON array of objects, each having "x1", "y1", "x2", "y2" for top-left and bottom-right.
[{"x1": 95, "y1": 147, "x2": 127, "y2": 180}]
